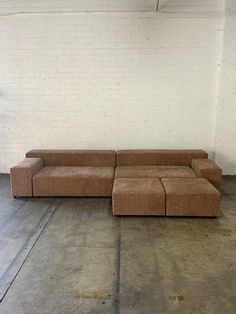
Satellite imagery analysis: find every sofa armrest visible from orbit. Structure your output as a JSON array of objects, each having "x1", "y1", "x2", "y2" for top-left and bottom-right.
[
  {"x1": 191, "y1": 159, "x2": 222, "y2": 189},
  {"x1": 10, "y1": 158, "x2": 44, "y2": 197}
]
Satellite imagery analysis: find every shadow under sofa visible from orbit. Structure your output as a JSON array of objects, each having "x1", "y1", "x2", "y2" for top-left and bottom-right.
[{"x1": 10, "y1": 149, "x2": 222, "y2": 217}]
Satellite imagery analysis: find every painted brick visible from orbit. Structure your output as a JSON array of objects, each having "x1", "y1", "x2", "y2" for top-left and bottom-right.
[{"x1": 0, "y1": 1, "x2": 234, "y2": 174}]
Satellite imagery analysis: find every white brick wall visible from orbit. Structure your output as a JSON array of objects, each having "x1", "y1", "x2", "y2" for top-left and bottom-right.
[
  {"x1": 215, "y1": 0, "x2": 236, "y2": 174},
  {"x1": 0, "y1": 1, "x2": 231, "y2": 173}
]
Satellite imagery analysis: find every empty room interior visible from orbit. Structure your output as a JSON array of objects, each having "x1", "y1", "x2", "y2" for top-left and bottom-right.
[{"x1": 0, "y1": 0, "x2": 236, "y2": 313}]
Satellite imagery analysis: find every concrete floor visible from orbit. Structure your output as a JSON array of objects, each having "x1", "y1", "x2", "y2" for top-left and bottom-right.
[{"x1": 0, "y1": 174, "x2": 236, "y2": 314}]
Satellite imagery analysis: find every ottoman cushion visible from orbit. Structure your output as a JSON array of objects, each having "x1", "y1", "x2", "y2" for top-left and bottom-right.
[
  {"x1": 162, "y1": 178, "x2": 221, "y2": 217},
  {"x1": 112, "y1": 178, "x2": 165, "y2": 216}
]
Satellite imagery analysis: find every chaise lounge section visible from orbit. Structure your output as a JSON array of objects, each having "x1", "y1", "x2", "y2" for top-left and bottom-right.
[{"x1": 113, "y1": 149, "x2": 222, "y2": 216}]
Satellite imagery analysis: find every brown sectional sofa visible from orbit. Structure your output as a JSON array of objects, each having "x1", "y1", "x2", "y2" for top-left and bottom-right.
[{"x1": 10, "y1": 149, "x2": 222, "y2": 217}]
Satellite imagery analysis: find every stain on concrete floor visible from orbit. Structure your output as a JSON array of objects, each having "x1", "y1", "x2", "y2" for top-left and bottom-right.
[{"x1": 0, "y1": 174, "x2": 236, "y2": 314}]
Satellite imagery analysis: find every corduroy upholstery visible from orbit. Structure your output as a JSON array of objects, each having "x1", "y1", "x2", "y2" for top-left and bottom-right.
[
  {"x1": 112, "y1": 178, "x2": 165, "y2": 216},
  {"x1": 117, "y1": 149, "x2": 208, "y2": 166},
  {"x1": 10, "y1": 158, "x2": 43, "y2": 196},
  {"x1": 11, "y1": 150, "x2": 116, "y2": 197},
  {"x1": 10, "y1": 149, "x2": 222, "y2": 217},
  {"x1": 191, "y1": 159, "x2": 222, "y2": 190},
  {"x1": 33, "y1": 166, "x2": 114, "y2": 196},
  {"x1": 115, "y1": 165, "x2": 197, "y2": 178},
  {"x1": 162, "y1": 178, "x2": 221, "y2": 217}
]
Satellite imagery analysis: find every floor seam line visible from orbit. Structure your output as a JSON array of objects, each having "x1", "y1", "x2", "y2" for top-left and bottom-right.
[
  {"x1": 113, "y1": 218, "x2": 121, "y2": 314},
  {"x1": 0, "y1": 198, "x2": 63, "y2": 303}
]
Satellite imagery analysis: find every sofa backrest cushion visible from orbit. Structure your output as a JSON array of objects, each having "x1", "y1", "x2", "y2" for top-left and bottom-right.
[
  {"x1": 116, "y1": 149, "x2": 208, "y2": 166},
  {"x1": 26, "y1": 150, "x2": 116, "y2": 167}
]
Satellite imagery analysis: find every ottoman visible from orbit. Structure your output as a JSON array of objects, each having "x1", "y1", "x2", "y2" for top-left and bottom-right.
[
  {"x1": 112, "y1": 178, "x2": 165, "y2": 216},
  {"x1": 161, "y1": 178, "x2": 221, "y2": 217}
]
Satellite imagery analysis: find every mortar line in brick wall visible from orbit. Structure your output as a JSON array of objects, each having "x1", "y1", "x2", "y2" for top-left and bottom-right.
[
  {"x1": 0, "y1": 10, "x2": 158, "y2": 18},
  {"x1": 0, "y1": 10, "x2": 224, "y2": 18}
]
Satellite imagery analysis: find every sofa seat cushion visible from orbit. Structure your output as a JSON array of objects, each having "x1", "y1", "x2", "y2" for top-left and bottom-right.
[
  {"x1": 112, "y1": 178, "x2": 165, "y2": 216},
  {"x1": 161, "y1": 178, "x2": 221, "y2": 217},
  {"x1": 32, "y1": 166, "x2": 114, "y2": 196},
  {"x1": 115, "y1": 166, "x2": 197, "y2": 178}
]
